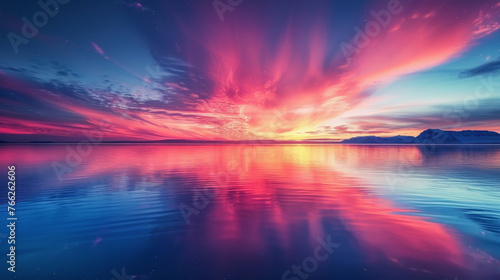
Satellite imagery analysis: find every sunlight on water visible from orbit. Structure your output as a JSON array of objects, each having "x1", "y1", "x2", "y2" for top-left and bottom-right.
[{"x1": 0, "y1": 144, "x2": 499, "y2": 280}]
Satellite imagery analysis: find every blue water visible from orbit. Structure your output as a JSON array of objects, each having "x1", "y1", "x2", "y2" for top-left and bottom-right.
[{"x1": 0, "y1": 144, "x2": 499, "y2": 280}]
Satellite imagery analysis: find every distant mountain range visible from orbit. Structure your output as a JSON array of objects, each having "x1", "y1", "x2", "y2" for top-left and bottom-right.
[
  {"x1": 2, "y1": 129, "x2": 500, "y2": 144},
  {"x1": 342, "y1": 129, "x2": 500, "y2": 144},
  {"x1": 340, "y1": 135, "x2": 415, "y2": 144}
]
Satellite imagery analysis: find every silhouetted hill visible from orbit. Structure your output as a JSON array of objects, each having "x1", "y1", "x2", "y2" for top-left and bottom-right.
[
  {"x1": 341, "y1": 135, "x2": 414, "y2": 144},
  {"x1": 414, "y1": 129, "x2": 500, "y2": 144},
  {"x1": 341, "y1": 129, "x2": 500, "y2": 144}
]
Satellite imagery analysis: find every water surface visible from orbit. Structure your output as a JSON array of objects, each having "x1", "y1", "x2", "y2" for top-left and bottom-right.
[{"x1": 0, "y1": 144, "x2": 499, "y2": 280}]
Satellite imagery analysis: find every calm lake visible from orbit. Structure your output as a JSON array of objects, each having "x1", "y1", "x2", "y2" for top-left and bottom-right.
[{"x1": 1, "y1": 144, "x2": 499, "y2": 280}]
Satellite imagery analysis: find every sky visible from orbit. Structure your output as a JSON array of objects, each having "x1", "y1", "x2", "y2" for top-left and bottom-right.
[{"x1": 1, "y1": 0, "x2": 500, "y2": 142}]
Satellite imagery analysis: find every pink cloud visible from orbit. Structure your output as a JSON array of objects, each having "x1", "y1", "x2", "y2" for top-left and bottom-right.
[
  {"x1": 91, "y1": 42, "x2": 109, "y2": 59},
  {"x1": 175, "y1": 0, "x2": 500, "y2": 139},
  {"x1": 3, "y1": 1, "x2": 500, "y2": 141}
]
